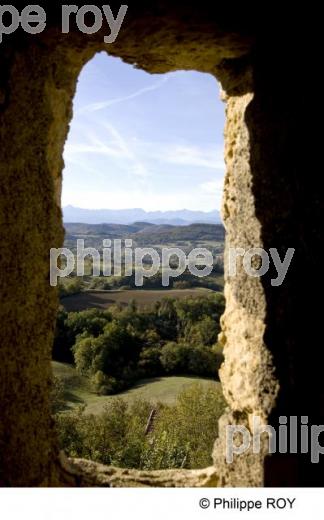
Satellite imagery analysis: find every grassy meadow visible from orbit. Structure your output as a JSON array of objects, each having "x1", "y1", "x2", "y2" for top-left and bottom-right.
[{"x1": 52, "y1": 361, "x2": 221, "y2": 414}]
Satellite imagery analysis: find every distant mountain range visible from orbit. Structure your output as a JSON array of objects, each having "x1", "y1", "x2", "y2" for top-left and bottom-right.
[{"x1": 63, "y1": 206, "x2": 221, "y2": 225}]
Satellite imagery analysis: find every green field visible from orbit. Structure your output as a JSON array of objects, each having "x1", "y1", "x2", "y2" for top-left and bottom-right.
[
  {"x1": 61, "y1": 287, "x2": 216, "y2": 312},
  {"x1": 52, "y1": 361, "x2": 221, "y2": 414}
]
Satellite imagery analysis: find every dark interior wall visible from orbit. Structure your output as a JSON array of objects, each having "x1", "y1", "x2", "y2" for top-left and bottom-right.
[{"x1": 249, "y1": 32, "x2": 324, "y2": 487}]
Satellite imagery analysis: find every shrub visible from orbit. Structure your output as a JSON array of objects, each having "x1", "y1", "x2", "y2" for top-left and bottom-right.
[
  {"x1": 55, "y1": 384, "x2": 226, "y2": 470},
  {"x1": 91, "y1": 371, "x2": 119, "y2": 395},
  {"x1": 173, "y1": 281, "x2": 191, "y2": 289},
  {"x1": 143, "y1": 384, "x2": 226, "y2": 468}
]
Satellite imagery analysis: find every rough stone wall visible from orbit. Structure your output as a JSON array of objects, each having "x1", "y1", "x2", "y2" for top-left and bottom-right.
[
  {"x1": 0, "y1": 3, "x2": 322, "y2": 486},
  {"x1": 0, "y1": 39, "x2": 84, "y2": 486},
  {"x1": 213, "y1": 89, "x2": 279, "y2": 486}
]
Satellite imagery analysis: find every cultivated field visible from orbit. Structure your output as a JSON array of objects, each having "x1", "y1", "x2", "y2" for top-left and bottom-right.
[{"x1": 61, "y1": 287, "x2": 215, "y2": 312}]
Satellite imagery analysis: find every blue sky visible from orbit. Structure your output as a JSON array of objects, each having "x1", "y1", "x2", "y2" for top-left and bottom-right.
[{"x1": 62, "y1": 52, "x2": 225, "y2": 211}]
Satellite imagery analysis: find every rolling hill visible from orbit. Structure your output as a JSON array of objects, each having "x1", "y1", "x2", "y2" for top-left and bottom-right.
[{"x1": 64, "y1": 221, "x2": 225, "y2": 247}]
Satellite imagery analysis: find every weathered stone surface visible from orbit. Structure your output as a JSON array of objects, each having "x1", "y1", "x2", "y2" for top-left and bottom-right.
[
  {"x1": 213, "y1": 411, "x2": 265, "y2": 487},
  {"x1": 220, "y1": 92, "x2": 280, "y2": 422},
  {"x1": 68, "y1": 457, "x2": 218, "y2": 487}
]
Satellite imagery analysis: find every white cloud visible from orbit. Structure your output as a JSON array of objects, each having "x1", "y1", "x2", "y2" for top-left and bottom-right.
[
  {"x1": 64, "y1": 124, "x2": 150, "y2": 178},
  {"x1": 77, "y1": 76, "x2": 169, "y2": 115},
  {"x1": 131, "y1": 140, "x2": 225, "y2": 171},
  {"x1": 103, "y1": 123, "x2": 149, "y2": 178},
  {"x1": 163, "y1": 145, "x2": 224, "y2": 170},
  {"x1": 200, "y1": 179, "x2": 224, "y2": 194}
]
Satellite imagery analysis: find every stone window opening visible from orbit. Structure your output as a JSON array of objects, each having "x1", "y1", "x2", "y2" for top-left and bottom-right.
[{"x1": 53, "y1": 51, "x2": 226, "y2": 484}]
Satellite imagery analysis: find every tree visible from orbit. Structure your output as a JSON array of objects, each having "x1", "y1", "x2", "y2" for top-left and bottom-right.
[
  {"x1": 73, "y1": 320, "x2": 142, "y2": 393},
  {"x1": 160, "y1": 342, "x2": 188, "y2": 373},
  {"x1": 184, "y1": 315, "x2": 219, "y2": 346},
  {"x1": 154, "y1": 298, "x2": 178, "y2": 340}
]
